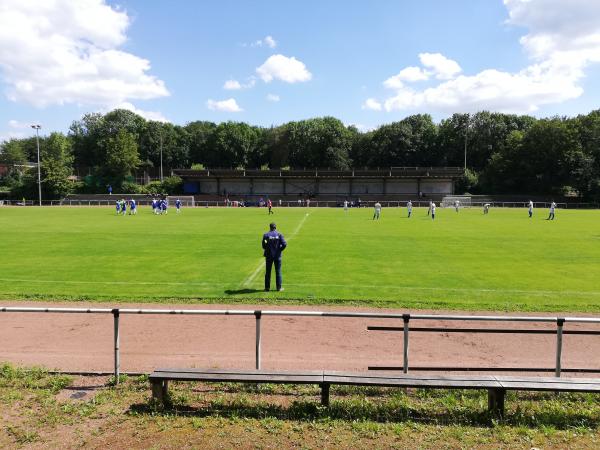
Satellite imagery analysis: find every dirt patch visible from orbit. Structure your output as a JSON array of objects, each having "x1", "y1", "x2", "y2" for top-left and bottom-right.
[{"x1": 1, "y1": 300, "x2": 599, "y2": 376}]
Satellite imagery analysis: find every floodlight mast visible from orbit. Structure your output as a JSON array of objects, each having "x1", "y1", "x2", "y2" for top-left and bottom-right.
[{"x1": 31, "y1": 124, "x2": 42, "y2": 206}]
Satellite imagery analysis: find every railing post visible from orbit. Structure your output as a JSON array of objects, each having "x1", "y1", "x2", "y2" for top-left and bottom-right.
[
  {"x1": 112, "y1": 308, "x2": 120, "y2": 383},
  {"x1": 555, "y1": 318, "x2": 565, "y2": 377},
  {"x1": 254, "y1": 310, "x2": 262, "y2": 370},
  {"x1": 403, "y1": 314, "x2": 410, "y2": 373}
]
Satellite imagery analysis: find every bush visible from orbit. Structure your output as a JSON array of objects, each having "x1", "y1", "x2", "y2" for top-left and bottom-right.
[
  {"x1": 141, "y1": 181, "x2": 163, "y2": 195},
  {"x1": 121, "y1": 181, "x2": 142, "y2": 194},
  {"x1": 160, "y1": 176, "x2": 183, "y2": 195},
  {"x1": 456, "y1": 168, "x2": 480, "y2": 194},
  {"x1": 190, "y1": 163, "x2": 205, "y2": 170}
]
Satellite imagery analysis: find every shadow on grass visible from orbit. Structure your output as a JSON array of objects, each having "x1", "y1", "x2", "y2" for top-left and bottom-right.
[
  {"x1": 224, "y1": 289, "x2": 264, "y2": 295},
  {"x1": 129, "y1": 390, "x2": 600, "y2": 429}
]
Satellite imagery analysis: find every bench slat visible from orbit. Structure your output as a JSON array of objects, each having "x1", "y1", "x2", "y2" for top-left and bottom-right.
[
  {"x1": 150, "y1": 371, "x2": 323, "y2": 384},
  {"x1": 323, "y1": 375, "x2": 501, "y2": 389}
]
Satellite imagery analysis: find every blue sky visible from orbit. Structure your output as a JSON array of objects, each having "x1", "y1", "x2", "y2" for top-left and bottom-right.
[{"x1": 1, "y1": 0, "x2": 600, "y2": 141}]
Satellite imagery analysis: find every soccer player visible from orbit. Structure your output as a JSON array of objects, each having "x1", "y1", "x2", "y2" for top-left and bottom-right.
[
  {"x1": 427, "y1": 200, "x2": 432, "y2": 216},
  {"x1": 373, "y1": 201, "x2": 382, "y2": 220},
  {"x1": 115, "y1": 200, "x2": 120, "y2": 215},
  {"x1": 129, "y1": 198, "x2": 137, "y2": 215},
  {"x1": 454, "y1": 199, "x2": 460, "y2": 212},
  {"x1": 407, "y1": 200, "x2": 412, "y2": 218},
  {"x1": 343, "y1": 200, "x2": 348, "y2": 212},
  {"x1": 547, "y1": 201, "x2": 556, "y2": 220},
  {"x1": 528, "y1": 200, "x2": 534, "y2": 218},
  {"x1": 483, "y1": 203, "x2": 490, "y2": 214},
  {"x1": 267, "y1": 199, "x2": 273, "y2": 215},
  {"x1": 431, "y1": 202, "x2": 436, "y2": 220},
  {"x1": 175, "y1": 198, "x2": 182, "y2": 213},
  {"x1": 161, "y1": 199, "x2": 168, "y2": 215},
  {"x1": 120, "y1": 199, "x2": 127, "y2": 216}
]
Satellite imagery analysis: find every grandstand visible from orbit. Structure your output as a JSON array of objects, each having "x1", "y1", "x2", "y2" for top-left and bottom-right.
[{"x1": 174, "y1": 167, "x2": 464, "y2": 203}]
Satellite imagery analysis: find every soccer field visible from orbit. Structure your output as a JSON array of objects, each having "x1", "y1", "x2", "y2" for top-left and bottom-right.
[{"x1": 0, "y1": 205, "x2": 599, "y2": 311}]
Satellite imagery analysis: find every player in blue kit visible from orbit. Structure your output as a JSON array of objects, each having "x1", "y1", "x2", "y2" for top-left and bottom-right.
[
  {"x1": 115, "y1": 200, "x2": 120, "y2": 215},
  {"x1": 160, "y1": 199, "x2": 168, "y2": 215},
  {"x1": 175, "y1": 198, "x2": 182, "y2": 213},
  {"x1": 129, "y1": 199, "x2": 137, "y2": 215},
  {"x1": 120, "y1": 199, "x2": 127, "y2": 215}
]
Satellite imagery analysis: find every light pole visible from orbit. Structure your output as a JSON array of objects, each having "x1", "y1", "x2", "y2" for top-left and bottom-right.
[
  {"x1": 463, "y1": 114, "x2": 470, "y2": 171},
  {"x1": 159, "y1": 131, "x2": 164, "y2": 182},
  {"x1": 31, "y1": 124, "x2": 42, "y2": 206}
]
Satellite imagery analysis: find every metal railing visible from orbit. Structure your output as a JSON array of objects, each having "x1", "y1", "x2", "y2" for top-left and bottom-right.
[{"x1": 1, "y1": 307, "x2": 600, "y2": 383}]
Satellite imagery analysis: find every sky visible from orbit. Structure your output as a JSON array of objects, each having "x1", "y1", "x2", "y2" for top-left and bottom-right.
[{"x1": 1, "y1": 0, "x2": 600, "y2": 142}]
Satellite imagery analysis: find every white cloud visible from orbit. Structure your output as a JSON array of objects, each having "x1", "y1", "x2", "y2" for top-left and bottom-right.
[
  {"x1": 0, "y1": 0, "x2": 169, "y2": 110},
  {"x1": 246, "y1": 35, "x2": 278, "y2": 48},
  {"x1": 223, "y1": 80, "x2": 242, "y2": 90},
  {"x1": 369, "y1": 0, "x2": 600, "y2": 114},
  {"x1": 384, "y1": 66, "x2": 429, "y2": 89},
  {"x1": 418, "y1": 53, "x2": 462, "y2": 80},
  {"x1": 8, "y1": 120, "x2": 31, "y2": 129},
  {"x1": 362, "y1": 98, "x2": 382, "y2": 111},
  {"x1": 264, "y1": 35, "x2": 277, "y2": 49},
  {"x1": 266, "y1": 94, "x2": 280, "y2": 102},
  {"x1": 223, "y1": 78, "x2": 256, "y2": 90},
  {"x1": 256, "y1": 54, "x2": 312, "y2": 83},
  {"x1": 116, "y1": 102, "x2": 170, "y2": 123},
  {"x1": 206, "y1": 98, "x2": 243, "y2": 112}
]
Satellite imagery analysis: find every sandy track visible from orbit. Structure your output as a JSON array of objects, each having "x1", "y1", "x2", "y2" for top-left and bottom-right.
[{"x1": 0, "y1": 301, "x2": 599, "y2": 375}]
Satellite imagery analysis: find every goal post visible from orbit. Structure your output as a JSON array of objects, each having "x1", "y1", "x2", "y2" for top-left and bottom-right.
[
  {"x1": 167, "y1": 195, "x2": 195, "y2": 207},
  {"x1": 442, "y1": 196, "x2": 472, "y2": 208}
]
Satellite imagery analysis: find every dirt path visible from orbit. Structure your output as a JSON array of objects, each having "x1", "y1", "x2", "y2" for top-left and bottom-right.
[{"x1": 1, "y1": 301, "x2": 599, "y2": 375}]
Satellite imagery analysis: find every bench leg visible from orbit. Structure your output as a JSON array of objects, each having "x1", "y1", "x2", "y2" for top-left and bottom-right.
[
  {"x1": 151, "y1": 379, "x2": 164, "y2": 404},
  {"x1": 488, "y1": 388, "x2": 505, "y2": 418},
  {"x1": 321, "y1": 383, "x2": 330, "y2": 407},
  {"x1": 151, "y1": 380, "x2": 170, "y2": 406}
]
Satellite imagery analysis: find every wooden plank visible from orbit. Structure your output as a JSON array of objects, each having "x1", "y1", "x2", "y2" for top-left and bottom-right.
[
  {"x1": 154, "y1": 368, "x2": 324, "y2": 377},
  {"x1": 498, "y1": 382, "x2": 600, "y2": 392},
  {"x1": 150, "y1": 372, "x2": 323, "y2": 384},
  {"x1": 494, "y1": 375, "x2": 600, "y2": 385},
  {"x1": 323, "y1": 375, "x2": 501, "y2": 389},
  {"x1": 325, "y1": 371, "x2": 498, "y2": 383}
]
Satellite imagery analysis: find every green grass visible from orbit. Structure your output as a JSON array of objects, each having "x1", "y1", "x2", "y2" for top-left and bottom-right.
[
  {"x1": 1, "y1": 362, "x2": 600, "y2": 448},
  {"x1": 1, "y1": 205, "x2": 599, "y2": 311}
]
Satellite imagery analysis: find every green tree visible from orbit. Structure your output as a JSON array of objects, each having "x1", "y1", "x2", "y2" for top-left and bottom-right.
[
  {"x1": 41, "y1": 132, "x2": 75, "y2": 199},
  {"x1": 103, "y1": 130, "x2": 140, "y2": 180},
  {"x1": 285, "y1": 117, "x2": 352, "y2": 169},
  {"x1": 0, "y1": 139, "x2": 27, "y2": 166},
  {"x1": 207, "y1": 122, "x2": 261, "y2": 167},
  {"x1": 185, "y1": 121, "x2": 217, "y2": 165}
]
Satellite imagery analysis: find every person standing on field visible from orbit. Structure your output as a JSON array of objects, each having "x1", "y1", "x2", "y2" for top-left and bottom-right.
[
  {"x1": 373, "y1": 201, "x2": 382, "y2": 220},
  {"x1": 262, "y1": 222, "x2": 287, "y2": 291},
  {"x1": 431, "y1": 202, "x2": 436, "y2": 220},
  {"x1": 267, "y1": 199, "x2": 274, "y2": 215},
  {"x1": 483, "y1": 203, "x2": 490, "y2": 214},
  {"x1": 454, "y1": 199, "x2": 460, "y2": 212},
  {"x1": 407, "y1": 200, "x2": 412, "y2": 218},
  {"x1": 547, "y1": 201, "x2": 557, "y2": 220},
  {"x1": 343, "y1": 200, "x2": 349, "y2": 212},
  {"x1": 427, "y1": 200, "x2": 432, "y2": 216},
  {"x1": 528, "y1": 200, "x2": 534, "y2": 218}
]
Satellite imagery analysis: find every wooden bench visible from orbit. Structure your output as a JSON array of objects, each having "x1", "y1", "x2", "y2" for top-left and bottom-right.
[{"x1": 149, "y1": 369, "x2": 600, "y2": 416}]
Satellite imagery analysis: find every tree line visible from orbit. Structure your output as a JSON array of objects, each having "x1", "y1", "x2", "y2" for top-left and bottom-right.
[{"x1": 1, "y1": 108, "x2": 599, "y2": 199}]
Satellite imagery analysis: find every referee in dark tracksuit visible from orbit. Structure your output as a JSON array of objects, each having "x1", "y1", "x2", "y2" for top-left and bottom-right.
[{"x1": 262, "y1": 222, "x2": 287, "y2": 291}]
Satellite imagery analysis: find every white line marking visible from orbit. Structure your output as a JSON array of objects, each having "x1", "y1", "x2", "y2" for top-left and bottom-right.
[{"x1": 241, "y1": 212, "x2": 311, "y2": 288}]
